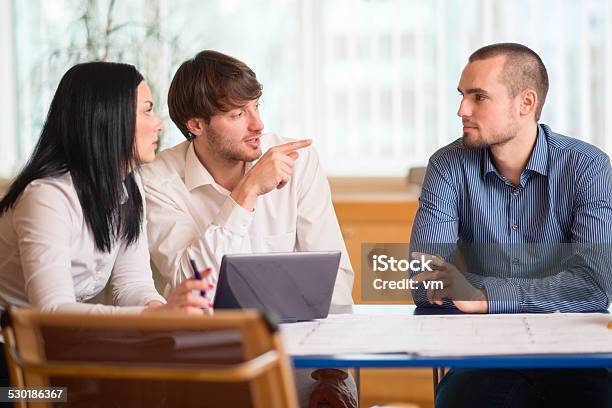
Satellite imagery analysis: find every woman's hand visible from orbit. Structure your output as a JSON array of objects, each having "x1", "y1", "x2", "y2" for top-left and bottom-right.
[{"x1": 144, "y1": 269, "x2": 214, "y2": 315}]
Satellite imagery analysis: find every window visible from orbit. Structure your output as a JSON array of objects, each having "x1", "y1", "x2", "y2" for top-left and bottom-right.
[{"x1": 4, "y1": 0, "x2": 612, "y2": 178}]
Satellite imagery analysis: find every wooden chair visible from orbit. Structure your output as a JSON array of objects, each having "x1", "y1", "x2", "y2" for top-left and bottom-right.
[{"x1": 1, "y1": 308, "x2": 298, "y2": 408}]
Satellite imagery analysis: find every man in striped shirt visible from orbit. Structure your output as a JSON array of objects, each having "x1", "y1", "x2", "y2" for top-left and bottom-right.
[{"x1": 411, "y1": 43, "x2": 612, "y2": 407}]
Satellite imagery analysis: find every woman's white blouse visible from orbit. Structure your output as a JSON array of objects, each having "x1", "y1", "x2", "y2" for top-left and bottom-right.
[{"x1": 0, "y1": 172, "x2": 165, "y2": 314}]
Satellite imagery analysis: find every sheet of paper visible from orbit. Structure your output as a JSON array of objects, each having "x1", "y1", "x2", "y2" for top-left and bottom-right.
[{"x1": 281, "y1": 313, "x2": 612, "y2": 357}]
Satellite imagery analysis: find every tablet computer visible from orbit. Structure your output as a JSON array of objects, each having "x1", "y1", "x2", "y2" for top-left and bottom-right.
[{"x1": 213, "y1": 251, "x2": 341, "y2": 322}]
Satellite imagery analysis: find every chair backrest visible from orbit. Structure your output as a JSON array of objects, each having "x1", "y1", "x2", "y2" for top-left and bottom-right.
[{"x1": 2, "y1": 308, "x2": 298, "y2": 408}]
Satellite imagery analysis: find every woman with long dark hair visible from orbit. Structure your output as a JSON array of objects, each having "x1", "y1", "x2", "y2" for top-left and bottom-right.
[{"x1": 0, "y1": 62, "x2": 212, "y2": 386}]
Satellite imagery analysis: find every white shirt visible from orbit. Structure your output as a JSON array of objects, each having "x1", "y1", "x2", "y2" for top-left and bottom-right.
[
  {"x1": 141, "y1": 133, "x2": 354, "y2": 305},
  {"x1": 0, "y1": 172, "x2": 165, "y2": 314}
]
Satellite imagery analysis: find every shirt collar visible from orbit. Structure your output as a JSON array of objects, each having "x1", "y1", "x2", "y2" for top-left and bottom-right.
[
  {"x1": 524, "y1": 124, "x2": 548, "y2": 176},
  {"x1": 482, "y1": 149, "x2": 497, "y2": 178},
  {"x1": 183, "y1": 141, "x2": 257, "y2": 192},
  {"x1": 481, "y1": 124, "x2": 549, "y2": 179},
  {"x1": 184, "y1": 142, "x2": 215, "y2": 191}
]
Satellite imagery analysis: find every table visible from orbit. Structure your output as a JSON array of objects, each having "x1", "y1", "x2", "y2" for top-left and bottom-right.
[{"x1": 288, "y1": 305, "x2": 612, "y2": 400}]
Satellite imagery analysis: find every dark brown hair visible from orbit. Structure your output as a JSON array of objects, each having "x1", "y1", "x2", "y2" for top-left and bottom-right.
[
  {"x1": 469, "y1": 43, "x2": 549, "y2": 121},
  {"x1": 168, "y1": 50, "x2": 263, "y2": 139}
]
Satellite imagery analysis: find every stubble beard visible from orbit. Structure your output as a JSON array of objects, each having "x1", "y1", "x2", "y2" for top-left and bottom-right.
[
  {"x1": 462, "y1": 131, "x2": 516, "y2": 150},
  {"x1": 205, "y1": 125, "x2": 262, "y2": 163},
  {"x1": 462, "y1": 118, "x2": 519, "y2": 150}
]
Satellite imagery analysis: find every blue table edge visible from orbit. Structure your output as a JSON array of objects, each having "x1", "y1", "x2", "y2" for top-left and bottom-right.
[{"x1": 292, "y1": 352, "x2": 612, "y2": 369}]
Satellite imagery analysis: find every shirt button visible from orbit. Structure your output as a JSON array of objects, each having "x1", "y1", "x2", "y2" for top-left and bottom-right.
[
  {"x1": 513, "y1": 189, "x2": 520, "y2": 196},
  {"x1": 512, "y1": 258, "x2": 520, "y2": 265},
  {"x1": 512, "y1": 224, "x2": 519, "y2": 230}
]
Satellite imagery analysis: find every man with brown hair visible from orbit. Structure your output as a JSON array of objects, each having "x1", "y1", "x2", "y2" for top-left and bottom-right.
[
  {"x1": 141, "y1": 50, "x2": 356, "y2": 408},
  {"x1": 142, "y1": 50, "x2": 353, "y2": 303},
  {"x1": 411, "y1": 43, "x2": 612, "y2": 407}
]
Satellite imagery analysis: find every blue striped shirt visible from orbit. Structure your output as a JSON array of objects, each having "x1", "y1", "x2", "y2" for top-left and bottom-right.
[{"x1": 410, "y1": 124, "x2": 612, "y2": 313}]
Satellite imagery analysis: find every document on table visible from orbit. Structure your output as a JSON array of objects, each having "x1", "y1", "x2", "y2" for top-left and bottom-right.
[{"x1": 281, "y1": 313, "x2": 612, "y2": 356}]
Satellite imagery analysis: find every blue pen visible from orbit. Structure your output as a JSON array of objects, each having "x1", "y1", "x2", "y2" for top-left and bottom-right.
[{"x1": 187, "y1": 250, "x2": 207, "y2": 298}]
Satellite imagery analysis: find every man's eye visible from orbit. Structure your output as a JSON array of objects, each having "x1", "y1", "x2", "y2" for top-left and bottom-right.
[
  {"x1": 233, "y1": 111, "x2": 244, "y2": 119},
  {"x1": 476, "y1": 94, "x2": 487, "y2": 101}
]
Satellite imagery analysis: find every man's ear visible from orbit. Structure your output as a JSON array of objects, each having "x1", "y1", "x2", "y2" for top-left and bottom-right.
[
  {"x1": 186, "y1": 118, "x2": 206, "y2": 138},
  {"x1": 519, "y1": 89, "x2": 538, "y2": 118}
]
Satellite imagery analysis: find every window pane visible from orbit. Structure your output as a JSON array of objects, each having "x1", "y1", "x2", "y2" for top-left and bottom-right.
[{"x1": 6, "y1": 0, "x2": 612, "y2": 178}]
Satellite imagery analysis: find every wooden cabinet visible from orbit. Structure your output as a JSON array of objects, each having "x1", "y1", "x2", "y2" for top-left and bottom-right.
[{"x1": 333, "y1": 195, "x2": 420, "y2": 304}]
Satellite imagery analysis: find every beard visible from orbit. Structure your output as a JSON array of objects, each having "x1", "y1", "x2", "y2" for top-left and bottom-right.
[
  {"x1": 461, "y1": 120, "x2": 519, "y2": 150},
  {"x1": 205, "y1": 125, "x2": 262, "y2": 162},
  {"x1": 462, "y1": 132, "x2": 514, "y2": 150}
]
